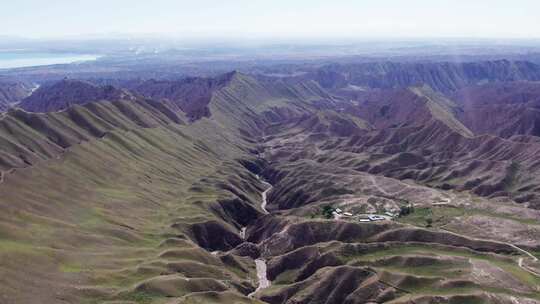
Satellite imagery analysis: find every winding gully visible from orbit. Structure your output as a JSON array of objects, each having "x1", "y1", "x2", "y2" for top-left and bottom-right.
[{"x1": 247, "y1": 176, "x2": 273, "y2": 298}]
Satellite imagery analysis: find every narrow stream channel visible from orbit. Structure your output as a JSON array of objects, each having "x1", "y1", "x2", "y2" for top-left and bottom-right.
[
  {"x1": 248, "y1": 259, "x2": 271, "y2": 297},
  {"x1": 239, "y1": 227, "x2": 247, "y2": 240},
  {"x1": 260, "y1": 183, "x2": 272, "y2": 214},
  {"x1": 249, "y1": 176, "x2": 273, "y2": 297}
]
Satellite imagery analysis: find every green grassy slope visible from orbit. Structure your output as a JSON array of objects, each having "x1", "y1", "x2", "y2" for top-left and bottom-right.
[{"x1": 0, "y1": 73, "x2": 331, "y2": 304}]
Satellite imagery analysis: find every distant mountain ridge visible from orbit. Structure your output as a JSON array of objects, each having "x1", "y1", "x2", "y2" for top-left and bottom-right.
[
  {"x1": 274, "y1": 60, "x2": 540, "y2": 93},
  {"x1": 130, "y1": 71, "x2": 239, "y2": 121},
  {"x1": 19, "y1": 79, "x2": 135, "y2": 112}
]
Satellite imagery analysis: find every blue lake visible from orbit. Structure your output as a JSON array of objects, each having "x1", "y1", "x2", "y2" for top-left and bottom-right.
[{"x1": 0, "y1": 52, "x2": 99, "y2": 69}]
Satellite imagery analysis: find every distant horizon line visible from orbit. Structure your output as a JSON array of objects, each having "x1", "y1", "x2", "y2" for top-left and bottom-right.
[{"x1": 3, "y1": 33, "x2": 540, "y2": 43}]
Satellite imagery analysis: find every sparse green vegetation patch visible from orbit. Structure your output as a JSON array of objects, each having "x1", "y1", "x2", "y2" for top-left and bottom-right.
[{"x1": 397, "y1": 206, "x2": 465, "y2": 228}]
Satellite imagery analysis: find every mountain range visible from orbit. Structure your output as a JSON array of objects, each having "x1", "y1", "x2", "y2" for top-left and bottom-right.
[{"x1": 0, "y1": 60, "x2": 539, "y2": 304}]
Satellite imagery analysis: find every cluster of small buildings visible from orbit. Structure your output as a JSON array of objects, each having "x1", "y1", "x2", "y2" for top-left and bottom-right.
[
  {"x1": 332, "y1": 208, "x2": 354, "y2": 217},
  {"x1": 332, "y1": 208, "x2": 396, "y2": 222}
]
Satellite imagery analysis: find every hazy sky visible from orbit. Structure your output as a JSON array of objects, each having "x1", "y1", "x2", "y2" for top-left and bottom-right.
[{"x1": 3, "y1": 0, "x2": 540, "y2": 39}]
